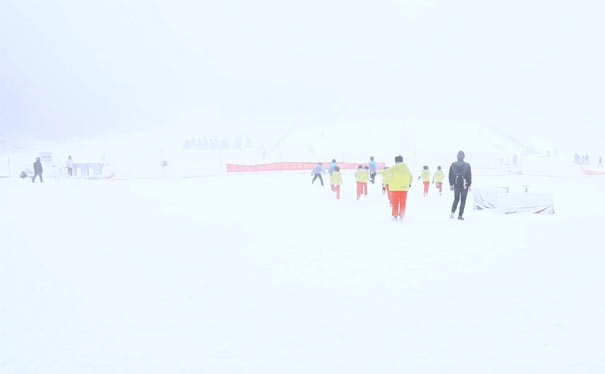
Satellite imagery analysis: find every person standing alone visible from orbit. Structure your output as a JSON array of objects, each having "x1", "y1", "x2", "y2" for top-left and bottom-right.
[
  {"x1": 449, "y1": 151, "x2": 472, "y2": 220},
  {"x1": 66, "y1": 155, "x2": 74, "y2": 176},
  {"x1": 32, "y1": 157, "x2": 43, "y2": 183}
]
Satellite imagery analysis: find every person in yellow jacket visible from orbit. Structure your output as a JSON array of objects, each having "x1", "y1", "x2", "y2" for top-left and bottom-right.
[
  {"x1": 378, "y1": 155, "x2": 413, "y2": 220},
  {"x1": 381, "y1": 166, "x2": 393, "y2": 205},
  {"x1": 433, "y1": 166, "x2": 444, "y2": 195},
  {"x1": 330, "y1": 166, "x2": 342, "y2": 199},
  {"x1": 418, "y1": 165, "x2": 431, "y2": 196},
  {"x1": 354, "y1": 165, "x2": 370, "y2": 199}
]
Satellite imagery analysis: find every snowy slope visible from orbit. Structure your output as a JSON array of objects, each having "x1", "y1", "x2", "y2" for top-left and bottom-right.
[
  {"x1": 0, "y1": 123, "x2": 599, "y2": 179},
  {"x1": 1, "y1": 173, "x2": 605, "y2": 373}
]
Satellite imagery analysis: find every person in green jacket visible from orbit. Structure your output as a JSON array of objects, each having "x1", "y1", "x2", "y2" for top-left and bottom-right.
[
  {"x1": 355, "y1": 165, "x2": 370, "y2": 199},
  {"x1": 418, "y1": 165, "x2": 431, "y2": 196},
  {"x1": 330, "y1": 166, "x2": 342, "y2": 199},
  {"x1": 379, "y1": 155, "x2": 413, "y2": 220},
  {"x1": 433, "y1": 166, "x2": 444, "y2": 195}
]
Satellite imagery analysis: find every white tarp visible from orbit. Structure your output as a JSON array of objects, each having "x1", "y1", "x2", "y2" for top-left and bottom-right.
[
  {"x1": 473, "y1": 188, "x2": 554, "y2": 214},
  {"x1": 473, "y1": 187, "x2": 509, "y2": 210},
  {"x1": 497, "y1": 192, "x2": 555, "y2": 214}
]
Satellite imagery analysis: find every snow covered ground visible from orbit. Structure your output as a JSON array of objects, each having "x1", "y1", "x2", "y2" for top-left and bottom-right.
[{"x1": 2, "y1": 172, "x2": 605, "y2": 373}]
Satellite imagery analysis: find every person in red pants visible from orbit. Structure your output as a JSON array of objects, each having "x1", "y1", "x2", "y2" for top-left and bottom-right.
[
  {"x1": 433, "y1": 166, "x2": 444, "y2": 195},
  {"x1": 379, "y1": 155, "x2": 413, "y2": 220},
  {"x1": 330, "y1": 166, "x2": 342, "y2": 199},
  {"x1": 355, "y1": 165, "x2": 369, "y2": 199},
  {"x1": 419, "y1": 165, "x2": 430, "y2": 196}
]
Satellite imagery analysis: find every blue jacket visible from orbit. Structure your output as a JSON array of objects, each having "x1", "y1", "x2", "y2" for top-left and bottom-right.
[
  {"x1": 328, "y1": 162, "x2": 337, "y2": 174},
  {"x1": 312, "y1": 165, "x2": 325, "y2": 175},
  {"x1": 368, "y1": 160, "x2": 377, "y2": 173}
]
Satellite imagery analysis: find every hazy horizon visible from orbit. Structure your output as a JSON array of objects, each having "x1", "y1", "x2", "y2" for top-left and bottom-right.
[{"x1": 1, "y1": 0, "x2": 604, "y2": 145}]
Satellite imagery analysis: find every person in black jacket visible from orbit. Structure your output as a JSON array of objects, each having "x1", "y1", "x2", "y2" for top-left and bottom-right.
[
  {"x1": 32, "y1": 157, "x2": 43, "y2": 183},
  {"x1": 449, "y1": 150, "x2": 471, "y2": 220}
]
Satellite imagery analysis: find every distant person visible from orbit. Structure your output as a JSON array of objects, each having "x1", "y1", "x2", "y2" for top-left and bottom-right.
[
  {"x1": 328, "y1": 159, "x2": 338, "y2": 175},
  {"x1": 311, "y1": 163, "x2": 325, "y2": 186},
  {"x1": 161, "y1": 160, "x2": 168, "y2": 176},
  {"x1": 32, "y1": 157, "x2": 43, "y2": 183},
  {"x1": 355, "y1": 165, "x2": 369, "y2": 199},
  {"x1": 66, "y1": 155, "x2": 74, "y2": 176},
  {"x1": 418, "y1": 165, "x2": 430, "y2": 196},
  {"x1": 449, "y1": 151, "x2": 472, "y2": 220},
  {"x1": 330, "y1": 166, "x2": 342, "y2": 199},
  {"x1": 433, "y1": 166, "x2": 444, "y2": 195},
  {"x1": 368, "y1": 156, "x2": 377, "y2": 184},
  {"x1": 379, "y1": 155, "x2": 413, "y2": 220},
  {"x1": 599, "y1": 156, "x2": 603, "y2": 168}
]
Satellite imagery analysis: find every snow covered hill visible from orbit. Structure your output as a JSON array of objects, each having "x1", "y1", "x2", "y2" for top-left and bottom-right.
[
  {"x1": 0, "y1": 124, "x2": 600, "y2": 179},
  {"x1": 1, "y1": 172, "x2": 605, "y2": 373}
]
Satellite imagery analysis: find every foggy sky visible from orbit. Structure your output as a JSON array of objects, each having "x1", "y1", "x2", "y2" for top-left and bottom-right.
[{"x1": 1, "y1": 0, "x2": 604, "y2": 141}]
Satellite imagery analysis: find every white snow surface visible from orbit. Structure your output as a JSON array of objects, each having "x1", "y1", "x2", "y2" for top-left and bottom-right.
[{"x1": 2, "y1": 172, "x2": 605, "y2": 373}]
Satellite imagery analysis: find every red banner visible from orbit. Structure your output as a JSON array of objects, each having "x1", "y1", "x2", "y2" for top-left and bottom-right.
[{"x1": 226, "y1": 161, "x2": 386, "y2": 173}]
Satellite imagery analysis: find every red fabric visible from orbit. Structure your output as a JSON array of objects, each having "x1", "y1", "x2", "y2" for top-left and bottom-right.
[
  {"x1": 391, "y1": 190, "x2": 408, "y2": 217},
  {"x1": 423, "y1": 181, "x2": 430, "y2": 195},
  {"x1": 436, "y1": 182, "x2": 443, "y2": 193},
  {"x1": 356, "y1": 182, "x2": 368, "y2": 199},
  {"x1": 227, "y1": 161, "x2": 386, "y2": 173},
  {"x1": 332, "y1": 184, "x2": 340, "y2": 199}
]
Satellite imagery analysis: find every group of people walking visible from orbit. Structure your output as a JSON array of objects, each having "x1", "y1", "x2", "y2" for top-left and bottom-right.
[{"x1": 311, "y1": 151, "x2": 473, "y2": 221}]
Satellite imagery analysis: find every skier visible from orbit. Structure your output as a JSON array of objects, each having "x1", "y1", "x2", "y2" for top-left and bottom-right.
[
  {"x1": 599, "y1": 156, "x2": 603, "y2": 168},
  {"x1": 311, "y1": 163, "x2": 325, "y2": 186},
  {"x1": 433, "y1": 166, "x2": 444, "y2": 195},
  {"x1": 354, "y1": 165, "x2": 369, "y2": 199},
  {"x1": 368, "y1": 156, "x2": 377, "y2": 184},
  {"x1": 330, "y1": 166, "x2": 342, "y2": 199},
  {"x1": 379, "y1": 155, "x2": 413, "y2": 220},
  {"x1": 32, "y1": 157, "x2": 43, "y2": 183},
  {"x1": 328, "y1": 159, "x2": 338, "y2": 175},
  {"x1": 449, "y1": 150, "x2": 472, "y2": 220},
  {"x1": 418, "y1": 165, "x2": 430, "y2": 196},
  {"x1": 66, "y1": 155, "x2": 74, "y2": 176}
]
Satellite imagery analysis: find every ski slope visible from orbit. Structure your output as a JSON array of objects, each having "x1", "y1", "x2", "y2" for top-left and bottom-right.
[{"x1": 1, "y1": 172, "x2": 605, "y2": 373}]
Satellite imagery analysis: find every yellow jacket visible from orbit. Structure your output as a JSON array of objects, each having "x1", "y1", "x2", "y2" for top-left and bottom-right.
[
  {"x1": 382, "y1": 172, "x2": 392, "y2": 186},
  {"x1": 355, "y1": 169, "x2": 369, "y2": 182},
  {"x1": 379, "y1": 163, "x2": 413, "y2": 191},
  {"x1": 331, "y1": 171, "x2": 342, "y2": 185},
  {"x1": 421, "y1": 169, "x2": 431, "y2": 182},
  {"x1": 433, "y1": 170, "x2": 444, "y2": 183}
]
